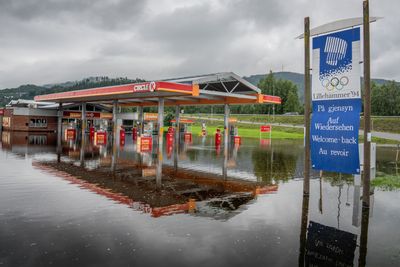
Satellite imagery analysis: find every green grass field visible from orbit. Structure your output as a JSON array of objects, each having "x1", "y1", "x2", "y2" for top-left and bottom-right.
[
  {"x1": 190, "y1": 125, "x2": 303, "y2": 139},
  {"x1": 372, "y1": 175, "x2": 400, "y2": 191},
  {"x1": 185, "y1": 121, "x2": 399, "y2": 144},
  {"x1": 188, "y1": 114, "x2": 400, "y2": 134}
]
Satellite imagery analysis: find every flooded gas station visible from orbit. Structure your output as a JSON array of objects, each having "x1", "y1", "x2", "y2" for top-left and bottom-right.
[
  {"x1": 0, "y1": 128, "x2": 400, "y2": 267},
  {"x1": 0, "y1": 66, "x2": 399, "y2": 266}
]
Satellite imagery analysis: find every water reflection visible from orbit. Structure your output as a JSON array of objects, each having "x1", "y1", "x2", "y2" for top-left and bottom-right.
[
  {"x1": 0, "y1": 130, "x2": 399, "y2": 266},
  {"x1": 252, "y1": 146, "x2": 299, "y2": 183},
  {"x1": 1, "y1": 131, "x2": 57, "y2": 155},
  {"x1": 298, "y1": 192, "x2": 372, "y2": 267}
]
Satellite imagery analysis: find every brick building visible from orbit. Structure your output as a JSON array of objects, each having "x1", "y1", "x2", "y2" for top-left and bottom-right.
[{"x1": 2, "y1": 100, "x2": 58, "y2": 132}]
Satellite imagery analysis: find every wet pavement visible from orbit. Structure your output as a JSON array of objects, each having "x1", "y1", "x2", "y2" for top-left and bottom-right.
[{"x1": 0, "y1": 131, "x2": 399, "y2": 266}]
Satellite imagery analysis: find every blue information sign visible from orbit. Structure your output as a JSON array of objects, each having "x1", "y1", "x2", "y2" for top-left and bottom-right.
[
  {"x1": 311, "y1": 27, "x2": 362, "y2": 174},
  {"x1": 311, "y1": 99, "x2": 361, "y2": 174}
]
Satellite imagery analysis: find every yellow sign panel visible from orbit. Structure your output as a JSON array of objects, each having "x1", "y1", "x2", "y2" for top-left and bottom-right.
[
  {"x1": 144, "y1": 113, "x2": 158, "y2": 121},
  {"x1": 69, "y1": 112, "x2": 81, "y2": 118},
  {"x1": 100, "y1": 112, "x2": 113, "y2": 119},
  {"x1": 229, "y1": 117, "x2": 238, "y2": 123},
  {"x1": 2, "y1": 117, "x2": 11, "y2": 128}
]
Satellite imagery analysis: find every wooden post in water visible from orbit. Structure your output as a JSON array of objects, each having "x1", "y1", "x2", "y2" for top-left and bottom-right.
[
  {"x1": 304, "y1": 17, "x2": 311, "y2": 196},
  {"x1": 362, "y1": 0, "x2": 371, "y2": 208},
  {"x1": 358, "y1": 206, "x2": 370, "y2": 266},
  {"x1": 298, "y1": 194, "x2": 309, "y2": 267}
]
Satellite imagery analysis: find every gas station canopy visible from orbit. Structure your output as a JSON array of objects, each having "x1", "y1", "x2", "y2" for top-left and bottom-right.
[{"x1": 34, "y1": 72, "x2": 281, "y2": 106}]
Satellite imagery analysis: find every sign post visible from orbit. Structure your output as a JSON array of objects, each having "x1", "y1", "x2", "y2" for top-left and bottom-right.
[
  {"x1": 304, "y1": 17, "x2": 311, "y2": 195},
  {"x1": 362, "y1": 0, "x2": 372, "y2": 207}
]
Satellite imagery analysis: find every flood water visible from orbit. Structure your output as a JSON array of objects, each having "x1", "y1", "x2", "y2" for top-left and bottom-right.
[{"x1": 0, "y1": 131, "x2": 399, "y2": 267}]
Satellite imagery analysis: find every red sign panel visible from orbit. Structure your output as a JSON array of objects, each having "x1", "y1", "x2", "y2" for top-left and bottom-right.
[
  {"x1": 140, "y1": 137, "x2": 153, "y2": 152},
  {"x1": 184, "y1": 132, "x2": 192, "y2": 143},
  {"x1": 66, "y1": 129, "x2": 76, "y2": 140},
  {"x1": 0, "y1": 109, "x2": 4, "y2": 116},
  {"x1": 95, "y1": 131, "x2": 107, "y2": 145},
  {"x1": 260, "y1": 125, "x2": 271, "y2": 133},
  {"x1": 263, "y1": 95, "x2": 281, "y2": 104},
  {"x1": 63, "y1": 111, "x2": 109, "y2": 119},
  {"x1": 234, "y1": 136, "x2": 241, "y2": 145}
]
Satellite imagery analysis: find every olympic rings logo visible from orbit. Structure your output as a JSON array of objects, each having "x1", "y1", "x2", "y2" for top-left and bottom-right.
[{"x1": 321, "y1": 76, "x2": 349, "y2": 91}]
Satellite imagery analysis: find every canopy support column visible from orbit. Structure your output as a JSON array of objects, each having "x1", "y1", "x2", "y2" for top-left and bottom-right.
[
  {"x1": 57, "y1": 103, "x2": 62, "y2": 163},
  {"x1": 138, "y1": 106, "x2": 144, "y2": 136},
  {"x1": 80, "y1": 102, "x2": 86, "y2": 166},
  {"x1": 111, "y1": 100, "x2": 118, "y2": 171},
  {"x1": 223, "y1": 104, "x2": 230, "y2": 179},
  {"x1": 224, "y1": 104, "x2": 230, "y2": 145},
  {"x1": 156, "y1": 98, "x2": 164, "y2": 187},
  {"x1": 174, "y1": 105, "x2": 180, "y2": 172}
]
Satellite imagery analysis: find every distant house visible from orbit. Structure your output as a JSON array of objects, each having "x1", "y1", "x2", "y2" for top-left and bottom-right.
[
  {"x1": 1, "y1": 99, "x2": 114, "y2": 133},
  {"x1": 2, "y1": 99, "x2": 58, "y2": 132}
]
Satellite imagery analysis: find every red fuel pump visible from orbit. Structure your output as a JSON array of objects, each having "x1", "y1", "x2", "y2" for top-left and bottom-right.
[
  {"x1": 215, "y1": 129, "x2": 222, "y2": 146},
  {"x1": 132, "y1": 127, "x2": 138, "y2": 141},
  {"x1": 166, "y1": 131, "x2": 174, "y2": 145},
  {"x1": 166, "y1": 140, "x2": 173, "y2": 159},
  {"x1": 89, "y1": 126, "x2": 95, "y2": 140},
  {"x1": 234, "y1": 136, "x2": 241, "y2": 146},
  {"x1": 120, "y1": 127, "x2": 125, "y2": 146},
  {"x1": 184, "y1": 132, "x2": 192, "y2": 143}
]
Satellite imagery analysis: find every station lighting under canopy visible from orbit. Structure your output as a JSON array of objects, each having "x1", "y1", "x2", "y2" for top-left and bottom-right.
[{"x1": 34, "y1": 72, "x2": 281, "y2": 107}]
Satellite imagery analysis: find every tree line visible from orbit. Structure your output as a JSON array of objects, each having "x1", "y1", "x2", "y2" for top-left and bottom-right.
[
  {"x1": 0, "y1": 77, "x2": 145, "y2": 107},
  {"x1": 371, "y1": 81, "x2": 400, "y2": 116}
]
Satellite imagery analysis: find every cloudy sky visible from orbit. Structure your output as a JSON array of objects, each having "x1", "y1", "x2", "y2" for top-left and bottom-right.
[{"x1": 0, "y1": 0, "x2": 398, "y2": 88}]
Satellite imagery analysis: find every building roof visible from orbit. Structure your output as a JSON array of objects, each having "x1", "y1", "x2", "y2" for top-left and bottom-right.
[{"x1": 6, "y1": 99, "x2": 56, "y2": 108}]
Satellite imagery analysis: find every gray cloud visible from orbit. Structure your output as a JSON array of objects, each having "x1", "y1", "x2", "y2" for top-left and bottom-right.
[
  {"x1": 0, "y1": 0, "x2": 398, "y2": 88},
  {"x1": 0, "y1": 0, "x2": 147, "y2": 30}
]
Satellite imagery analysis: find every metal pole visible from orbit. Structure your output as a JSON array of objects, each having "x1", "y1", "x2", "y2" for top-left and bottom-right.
[
  {"x1": 113, "y1": 100, "x2": 118, "y2": 146},
  {"x1": 111, "y1": 100, "x2": 118, "y2": 171},
  {"x1": 304, "y1": 17, "x2": 311, "y2": 196},
  {"x1": 362, "y1": 0, "x2": 371, "y2": 208},
  {"x1": 175, "y1": 105, "x2": 180, "y2": 138},
  {"x1": 80, "y1": 102, "x2": 86, "y2": 166},
  {"x1": 223, "y1": 104, "x2": 230, "y2": 179},
  {"x1": 156, "y1": 98, "x2": 164, "y2": 187},
  {"x1": 57, "y1": 103, "x2": 62, "y2": 162},
  {"x1": 174, "y1": 105, "x2": 180, "y2": 172},
  {"x1": 224, "y1": 104, "x2": 230, "y2": 145},
  {"x1": 272, "y1": 78, "x2": 275, "y2": 121},
  {"x1": 81, "y1": 102, "x2": 86, "y2": 142},
  {"x1": 138, "y1": 106, "x2": 144, "y2": 136}
]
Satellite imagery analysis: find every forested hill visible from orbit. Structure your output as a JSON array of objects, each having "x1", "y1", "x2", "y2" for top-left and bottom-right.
[
  {"x1": 244, "y1": 71, "x2": 396, "y2": 102},
  {"x1": 0, "y1": 77, "x2": 145, "y2": 107},
  {"x1": 1, "y1": 72, "x2": 399, "y2": 115}
]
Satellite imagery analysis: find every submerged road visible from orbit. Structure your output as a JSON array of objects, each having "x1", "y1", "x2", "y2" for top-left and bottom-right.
[{"x1": 187, "y1": 116, "x2": 400, "y2": 142}]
